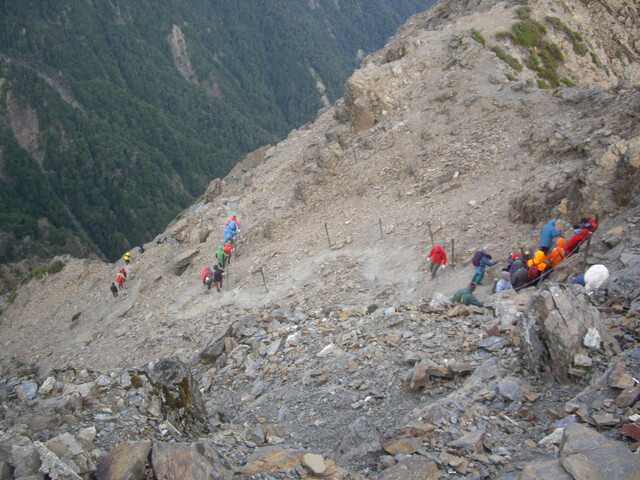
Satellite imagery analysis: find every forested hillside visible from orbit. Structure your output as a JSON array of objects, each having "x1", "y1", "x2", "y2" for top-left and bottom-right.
[{"x1": 0, "y1": 0, "x2": 435, "y2": 263}]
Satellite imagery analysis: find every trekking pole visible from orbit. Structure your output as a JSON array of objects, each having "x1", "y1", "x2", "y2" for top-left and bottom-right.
[
  {"x1": 451, "y1": 239, "x2": 455, "y2": 267},
  {"x1": 324, "y1": 222, "x2": 331, "y2": 248},
  {"x1": 259, "y1": 266, "x2": 269, "y2": 293},
  {"x1": 379, "y1": 219, "x2": 383, "y2": 242}
]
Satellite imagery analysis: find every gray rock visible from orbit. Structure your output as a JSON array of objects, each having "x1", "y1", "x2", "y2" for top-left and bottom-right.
[
  {"x1": 498, "y1": 377, "x2": 523, "y2": 402},
  {"x1": 331, "y1": 416, "x2": 385, "y2": 467},
  {"x1": 172, "y1": 248, "x2": 200, "y2": 276},
  {"x1": 518, "y1": 284, "x2": 619, "y2": 382},
  {"x1": 146, "y1": 357, "x2": 210, "y2": 436},
  {"x1": 151, "y1": 443, "x2": 229, "y2": 480}
]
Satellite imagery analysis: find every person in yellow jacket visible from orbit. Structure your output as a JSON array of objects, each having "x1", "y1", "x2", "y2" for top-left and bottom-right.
[
  {"x1": 526, "y1": 250, "x2": 549, "y2": 288},
  {"x1": 527, "y1": 250, "x2": 549, "y2": 272},
  {"x1": 123, "y1": 251, "x2": 131, "y2": 265}
]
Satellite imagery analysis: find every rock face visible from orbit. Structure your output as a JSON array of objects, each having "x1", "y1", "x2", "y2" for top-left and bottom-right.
[
  {"x1": 519, "y1": 284, "x2": 619, "y2": 382},
  {"x1": 1, "y1": 0, "x2": 640, "y2": 478}
]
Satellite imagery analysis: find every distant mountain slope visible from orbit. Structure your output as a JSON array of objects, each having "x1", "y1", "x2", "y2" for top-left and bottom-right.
[{"x1": 0, "y1": 0, "x2": 435, "y2": 263}]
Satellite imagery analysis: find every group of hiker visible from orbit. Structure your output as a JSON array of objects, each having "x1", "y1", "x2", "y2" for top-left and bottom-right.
[
  {"x1": 441, "y1": 217, "x2": 599, "y2": 307},
  {"x1": 201, "y1": 216, "x2": 239, "y2": 292},
  {"x1": 110, "y1": 266, "x2": 128, "y2": 297},
  {"x1": 110, "y1": 245, "x2": 145, "y2": 298}
]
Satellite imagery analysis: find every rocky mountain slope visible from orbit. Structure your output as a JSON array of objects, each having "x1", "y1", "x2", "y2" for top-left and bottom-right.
[{"x1": 0, "y1": 0, "x2": 639, "y2": 478}]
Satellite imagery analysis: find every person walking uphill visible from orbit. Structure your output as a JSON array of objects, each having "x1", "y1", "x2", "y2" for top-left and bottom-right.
[
  {"x1": 223, "y1": 240, "x2": 235, "y2": 265},
  {"x1": 539, "y1": 220, "x2": 562, "y2": 254},
  {"x1": 427, "y1": 245, "x2": 447, "y2": 279},
  {"x1": 110, "y1": 283, "x2": 118, "y2": 297},
  {"x1": 213, "y1": 265, "x2": 224, "y2": 292},
  {"x1": 451, "y1": 283, "x2": 484, "y2": 307},
  {"x1": 471, "y1": 250, "x2": 497, "y2": 285},
  {"x1": 201, "y1": 266, "x2": 213, "y2": 289},
  {"x1": 116, "y1": 273, "x2": 125, "y2": 290},
  {"x1": 123, "y1": 251, "x2": 132, "y2": 265},
  {"x1": 216, "y1": 245, "x2": 229, "y2": 268}
]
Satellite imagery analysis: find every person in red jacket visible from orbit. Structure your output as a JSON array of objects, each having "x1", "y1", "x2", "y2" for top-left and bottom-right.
[
  {"x1": 565, "y1": 227, "x2": 590, "y2": 255},
  {"x1": 116, "y1": 273, "x2": 125, "y2": 290},
  {"x1": 222, "y1": 240, "x2": 235, "y2": 265},
  {"x1": 120, "y1": 267, "x2": 127, "y2": 279},
  {"x1": 427, "y1": 245, "x2": 447, "y2": 279}
]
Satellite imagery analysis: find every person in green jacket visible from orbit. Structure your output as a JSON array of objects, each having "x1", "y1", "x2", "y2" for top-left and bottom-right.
[
  {"x1": 216, "y1": 245, "x2": 229, "y2": 268},
  {"x1": 451, "y1": 283, "x2": 484, "y2": 307}
]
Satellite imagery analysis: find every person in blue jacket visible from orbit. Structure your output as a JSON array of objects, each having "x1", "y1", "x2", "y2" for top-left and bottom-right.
[
  {"x1": 539, "y1": 220, "x2": 563, "y2": 254},
  {"x1": 223, "y1": 222, "x2": 238, "y2": 244},
  {"x1": 471, "y1": 250, "x2": 498, "y2": 285}
]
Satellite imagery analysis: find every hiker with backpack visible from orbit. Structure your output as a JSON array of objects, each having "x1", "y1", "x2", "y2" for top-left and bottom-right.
[
  {"x1": 212, "y1": 265, "x2": 224, "y2": 292},
  {"x1": 539, "y1": 220, "x2": 563, "y2": 254},
  {"x1": 524, "y1": 250, "x2": 549, "y2": 288},
  {"x1": 546, "y1": 237, "x2": 568, "y2": 268},
  {"x1": 451, "y1": 283, "x2": 484, "y2": 307},
  {"x1": 427, "y1": 245, "x2": 447, "y2": 279},
  {"x1": 120, "y1": 267, "x2": 127, "y2": 279},
  {"x1": 471, "y1": 249, "x2": 497, "y2": 285},
  {"x1": 511, "y1": 259, "x2": 529, "y2": 291},
  {"x1": 216, "y1": 245, "x2": 229, "y2": 268},
  {"x1": 116, "y1": 272, "x2": 125, "y2": 290},
  {"x1": 123, "y1": 251, "x2": 132, "y2": 265},
  {"x1": 201, "y1": 266, "x2": 213, "y2": 289}
]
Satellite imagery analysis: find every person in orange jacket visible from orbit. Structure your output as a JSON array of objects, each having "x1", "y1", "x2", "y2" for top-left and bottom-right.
[
  {"x1": 427, "y1": 245, "x2": 447, "y2": 279},
  {"x1": 546, "y1": 238, "x2": 567, "y2": 268}
]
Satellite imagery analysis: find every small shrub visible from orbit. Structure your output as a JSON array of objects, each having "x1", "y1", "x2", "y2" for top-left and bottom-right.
[
  {"x1": 511, "y1": 19, "x2": 547, "y2": 48},
  {"x1": 590, "y1": 52, "x2": 603, "y2": 67},
  {"x1": 506, "y1": 73, "x2": 517, "y2": 81},
  {"x1": 615, "y1": 49, "x2": 623, "y2": 59},
  {"x1": 7, "y1": 291, "x2": 17, "y2": 304},
  {"x1": 545, "y1": 15, "x2": 564, "y2": 30},
  {"x1": 21, "y1": 260, "x2": 65, "y2": 284},
  {"x1": 496, "y1": 31, "x2": 514, "y2": 41},
  {"x1": 561, "y1": 77, "x2": 576, "y2": 87},
  {"x1": 573, "y1": 42, "x2": 588, "y2": 56},
  {"x1": 546, "y1": 43, "x2": 565, "y2": 63},
  {"x1": 491, "y1": 46, "x2": 523, "y2": 72},
  {"x1": 516, "y1": 6, "x2": 533, "y2": 19},
  {"x1": 71, "y1": 312, "x2": 81, "y2": 322},
  {"x1": 471, "y1": 29, "x2": 486, "y2": 46},
  {"x1": 537, "y1": 79, "x2": 550, "y2": 89}
]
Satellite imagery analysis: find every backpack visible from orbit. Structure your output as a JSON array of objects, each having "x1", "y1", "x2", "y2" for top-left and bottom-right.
[
  {"x1": 472, "y1": 250, "x2": 483, "y2": 267},
  {"x1": 527, "y1": 265, "x2": 539, "y2": 281}
]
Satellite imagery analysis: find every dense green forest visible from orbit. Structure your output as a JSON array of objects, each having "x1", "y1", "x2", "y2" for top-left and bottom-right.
[{"x1": 0, "y1": 0, "x2": 435, "y2": 263}]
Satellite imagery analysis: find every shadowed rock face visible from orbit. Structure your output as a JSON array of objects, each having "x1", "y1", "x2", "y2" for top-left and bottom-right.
[
  {"x1": 146, "y1": 357, "x2": 210, "y2": 436},
  {"x1": 518, "y1": 284, "x2": 619, "y2": 382}
]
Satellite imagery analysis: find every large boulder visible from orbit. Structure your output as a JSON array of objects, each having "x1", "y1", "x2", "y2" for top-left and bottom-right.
[
  {"x1": 518, "y1": 283, "x2": 619, "y2": 382},
  {"x1": 172, "y1": 248, "x2": 199, "y2": 276},
  {"x1": 145, "y1": 357, "x2": 210, "y2": 436}
]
